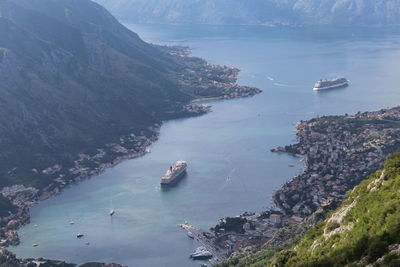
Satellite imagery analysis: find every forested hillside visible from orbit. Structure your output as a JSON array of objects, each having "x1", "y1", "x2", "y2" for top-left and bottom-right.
[
  {"x1": 0, "y1": 0, "x2": 259, "y2": 192},
  {"x1": 218, "y1": 153, "x2": 400, "y2": 267}
]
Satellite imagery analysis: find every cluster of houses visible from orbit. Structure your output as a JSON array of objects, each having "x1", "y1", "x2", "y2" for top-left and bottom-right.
[
  {"x1": 208, "y1": 107, "x2": 400, "y2": 257},
  {"x1": 273, "y1": 108, "x2": 400, "y2": 218},
  {"x1": 0, "y1": 127, "x2": 161, "y2": 247},
  {"x1": 211, "y1": 211, "x2": 285, "y2": 255},
  {"x1": 174, "y1": 46, "x2": 261, "y2": 101}
]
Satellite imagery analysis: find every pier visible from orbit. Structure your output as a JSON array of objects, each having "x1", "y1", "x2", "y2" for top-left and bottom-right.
[{"x1": 180, "y1": 223, "x2": 228, "y2": 265}]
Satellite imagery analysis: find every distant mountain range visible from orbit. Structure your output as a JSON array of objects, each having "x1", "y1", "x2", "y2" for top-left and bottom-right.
[{"x1": 94, "y1": 0, "x2": 400, "y2": 26}]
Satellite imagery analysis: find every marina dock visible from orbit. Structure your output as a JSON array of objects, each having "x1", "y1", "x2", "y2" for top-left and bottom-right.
[{"x1": 180, "y1": 223, "x2": 228, "y2": 265}]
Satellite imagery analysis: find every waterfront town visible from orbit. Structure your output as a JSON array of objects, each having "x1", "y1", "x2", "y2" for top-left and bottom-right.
[
  {"x1": 0, "y1": 36, "x2": 397, "y2": 261},
  {"x1": 181, "y1": 106, "x2": 400, "y2": 263},
  {"x1": 2, "y1": 105, "x2": 400, "y2": 263},
  {"x1": 2, "y1": 104, "x2": 400, "y2": 264},
  {"x1": 0, "y1": 70, "x2": 259, "y2": 248},
  {"x1": 169, "y1": 46, "x2": 262, "y2": 102}
]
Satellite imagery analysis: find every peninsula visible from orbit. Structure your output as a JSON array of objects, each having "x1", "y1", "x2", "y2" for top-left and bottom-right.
[{"x1": 183, "y1": 106, "x2": 400, "y2": 264}]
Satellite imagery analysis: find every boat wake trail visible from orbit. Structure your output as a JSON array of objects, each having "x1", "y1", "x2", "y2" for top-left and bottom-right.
[
  {"x1": 225, "y1": 168, "x2": 236, "y2": 183},
  {"x1": 265, "y1": 75, "x2": 275, "y2": 81},
  {"x1": 274, "y1": 82, "x2": 293, "y2": 87}
]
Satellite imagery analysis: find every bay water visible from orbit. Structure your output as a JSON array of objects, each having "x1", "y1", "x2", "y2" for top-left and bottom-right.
[{"x1": 11, "y1": 24, "x2": 400, "y2": 266}]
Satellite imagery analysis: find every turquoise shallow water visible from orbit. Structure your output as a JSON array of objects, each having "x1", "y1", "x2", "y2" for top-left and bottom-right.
[{"x1": 11, "y1": 24, "x2": 400, "y2": 266}]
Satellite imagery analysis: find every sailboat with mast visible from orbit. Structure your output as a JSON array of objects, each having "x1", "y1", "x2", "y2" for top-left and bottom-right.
[{"x1": 109, "y1": 195, "x2": 115, "y2": 216}]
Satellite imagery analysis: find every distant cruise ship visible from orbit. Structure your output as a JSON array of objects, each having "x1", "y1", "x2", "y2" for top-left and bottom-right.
[
  {"x1": 161, "y1": 161, "x2": 187, "y2": 186},
  {"x1": 313, "y1": 77, "x2": 349, "y2": 91}
]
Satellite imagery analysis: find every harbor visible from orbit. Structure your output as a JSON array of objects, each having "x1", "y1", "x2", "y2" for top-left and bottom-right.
[
  {"x1": 182, "y1": 106, "x2": 400, "y2": 259},
  {"x1": 180, "y1": 223, "x2": 226, "y2": 265},
  {"x1": 9, "y1": 24, "x2": 400, "y2": 266}
]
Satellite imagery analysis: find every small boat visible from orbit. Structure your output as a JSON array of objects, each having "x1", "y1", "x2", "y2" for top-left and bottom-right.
[
  {"x1": 187, "y1": 232, "x2": 194, "y2": 239},
  {"x1": 109, "y1": 195, "x2": 115, "y2": 216},
  {"x1": 77, "y1": 233, "x2": 84, "y2": 238},
  {"x1": 32, "y1": 243, "x2": 39, "y2": 247},
  {"x1": 69, "y1": 221, "x2": 75, "y2": 225}
]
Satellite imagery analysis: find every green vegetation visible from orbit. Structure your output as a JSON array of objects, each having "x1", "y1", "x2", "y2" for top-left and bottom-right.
[
  {"x1": 218, "y1": 153, "x2": 400, "y2": 267},
  {"x1": 308, "y1": 115, "x2": 400, "y2": 135},
  {"x1": 0, "y1": 248, "x2": 121, "y2": 266},
  {"x1": 0, "y1": 249, "x2": 22, "y2": 267},
  {"x1": 217, "y1": 243, "x2": 295, "y2": 267},
  {"x1": 0, "y1": 196, "x2": 16, "y2": 218}
]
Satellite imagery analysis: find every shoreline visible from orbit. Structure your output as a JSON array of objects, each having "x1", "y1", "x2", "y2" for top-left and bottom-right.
[
  {"x1": 191, "y1": 96, "x2": 226, "y2": 103},
  {"x1": 0, "y1": 76, "x2": 261, "y2": 252},
  {"x1": 191, "y1": 85, "x2": 262, "y2": 104},
  {"x1": 8, "y1": 104, "x2": 398, "y2": 266},
  {"x1": 0, "y1": 44, "x2": 264, "y2": 265},
  {"x1": 0, "y1": 127, "x2": 160, "y2": 247},
  {"x1": 186, "y1": 106, "x2": 400, "y2": 264}
]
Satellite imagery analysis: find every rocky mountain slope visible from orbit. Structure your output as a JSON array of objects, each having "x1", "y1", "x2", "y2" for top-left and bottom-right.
[
  {"x1": 217, "y1": 153, "x2": 400, "y2": 267},
  {"x1": 0, "y1": 0, "x2": 259, "y2": 191},
  {"x1": 94, "y1": 0, "x2": 400, "y2": 26}
]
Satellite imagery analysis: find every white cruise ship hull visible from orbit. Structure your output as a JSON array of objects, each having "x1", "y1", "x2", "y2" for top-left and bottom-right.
[
  {"x1": 313, "y1": 82, "x2": 348, "y2": 91},
  {"x1": 161, "y1": 170, "x2": 186, "y2": 186}
]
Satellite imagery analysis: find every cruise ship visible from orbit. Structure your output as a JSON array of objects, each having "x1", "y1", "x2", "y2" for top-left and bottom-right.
[
  {"x1": 313, "y1": 77, "x2": 348, "y2": 91},
  {"x1": 160, "y1": 161, "x2": 187, "y2": 186}
]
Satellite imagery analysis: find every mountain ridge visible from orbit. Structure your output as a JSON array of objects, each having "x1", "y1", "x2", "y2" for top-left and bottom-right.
[
  {"x1": 94, "y1": 0, "x2": 400, "y2": 26},
  {"x1": 0, "y1": 0, "x2": 260, "y2": 199}
]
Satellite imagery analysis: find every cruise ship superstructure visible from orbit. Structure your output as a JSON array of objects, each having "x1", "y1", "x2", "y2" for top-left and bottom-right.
[
  {"x1": 161, "y1": 161, "x2": 187, "y2": 186},
  {"x1": 313, "y1": 77, "x2": 349, "y2": 91}
]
